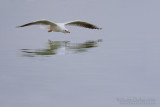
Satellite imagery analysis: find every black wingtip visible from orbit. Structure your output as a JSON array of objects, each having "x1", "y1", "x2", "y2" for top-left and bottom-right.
[{"x1": 95, "y1": 27, "x2": 102, "y2": 30}]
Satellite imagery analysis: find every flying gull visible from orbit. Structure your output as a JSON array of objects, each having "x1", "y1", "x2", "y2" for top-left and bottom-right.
[{"x1": 17, "y1": 20, "x2": 102, "y2": 33}]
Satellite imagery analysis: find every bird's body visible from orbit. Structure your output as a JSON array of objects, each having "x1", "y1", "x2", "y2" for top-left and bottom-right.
[{"x1": 17, "y1": 20, "x2": 102, "y2": 33}]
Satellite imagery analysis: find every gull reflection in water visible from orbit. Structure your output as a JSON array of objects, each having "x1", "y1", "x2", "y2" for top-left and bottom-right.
[{"x1": 21, "y1": 39, "x2": 102, "y2": 57}]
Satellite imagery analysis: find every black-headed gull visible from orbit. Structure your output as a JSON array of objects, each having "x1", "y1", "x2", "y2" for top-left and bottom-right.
[{"x1": 17, "y1": 20, "x2": 102, "y2": 33}]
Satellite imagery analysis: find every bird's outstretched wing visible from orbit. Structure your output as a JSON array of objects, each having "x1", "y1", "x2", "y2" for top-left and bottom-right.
[
  {"x1": 17, "y1": 20, "x2": 57, "y2": 28},
  {"x1": 65, "y1": 21, "x2": 102, "y2": 30}
]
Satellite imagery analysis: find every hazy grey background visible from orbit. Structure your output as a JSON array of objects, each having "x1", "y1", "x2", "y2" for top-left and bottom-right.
[{"x1": 0, "y1": 0, "x2": 160, "y2": 107}]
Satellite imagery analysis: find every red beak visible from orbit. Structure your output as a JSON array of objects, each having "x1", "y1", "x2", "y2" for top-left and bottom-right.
[{"x1": 66, "y1": 31, "x2": 70, "y2": 33}]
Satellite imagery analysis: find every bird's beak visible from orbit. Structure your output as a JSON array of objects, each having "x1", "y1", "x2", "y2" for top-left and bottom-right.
[{"x1": 66, "y1": 31, "x2": 70, "y2": 33}]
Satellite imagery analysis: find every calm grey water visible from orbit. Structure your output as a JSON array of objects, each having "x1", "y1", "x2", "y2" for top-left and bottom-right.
[{"x1": 0, "y1": 0, "x2": 160, "y2": 107}]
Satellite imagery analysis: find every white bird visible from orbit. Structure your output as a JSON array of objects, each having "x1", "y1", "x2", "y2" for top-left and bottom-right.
[{"x1": 17, "y1": 20, "x2": 102, "y2": 33}]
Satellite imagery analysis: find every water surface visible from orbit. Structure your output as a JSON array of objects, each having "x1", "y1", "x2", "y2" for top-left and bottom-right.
[{"x1": 0, "y1": 0, "x2": 160, "y2": 107}]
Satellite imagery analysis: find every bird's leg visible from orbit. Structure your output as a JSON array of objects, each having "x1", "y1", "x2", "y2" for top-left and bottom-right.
[{"x1": 48, "y1": 30, "x2": 52, "y2": 32}]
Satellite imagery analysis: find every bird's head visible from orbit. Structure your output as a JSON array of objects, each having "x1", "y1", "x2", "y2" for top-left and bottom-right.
[{"x1": 63, "y1": 29, "x2": 70, "y2": 33}]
